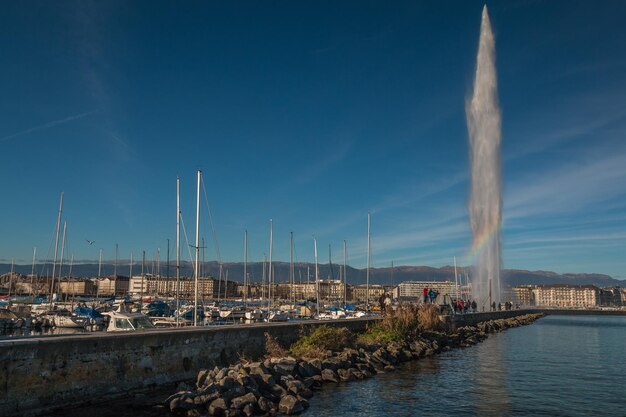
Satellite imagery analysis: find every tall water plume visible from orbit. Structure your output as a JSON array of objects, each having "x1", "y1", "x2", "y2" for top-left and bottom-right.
[{"x1": 467, "y1": 5, "x2": 502, "y2": 308}]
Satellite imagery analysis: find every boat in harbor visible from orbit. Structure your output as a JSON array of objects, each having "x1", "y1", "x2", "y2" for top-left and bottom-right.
[
  {"x1": 219, "y1": 306, "x2": 247, "y2": 321},
  {"x1": 266, "y1": 308, "x2": 290, "y2": 322},
  {"x1": 0, "y1": 308, "x2": 26, "y2": 330},
  {"x1": 102, "y1": 311, "x2": 155, "y2": 332},
  {"x1": 244, "y1": 308, "x2": 264, "y2": 321},
  {"x1": 73, "y1": 306, "x2": 104, "y2": 326},
  {"x1": 45, "y1": 310, "x2": 90, "y2": 328}
]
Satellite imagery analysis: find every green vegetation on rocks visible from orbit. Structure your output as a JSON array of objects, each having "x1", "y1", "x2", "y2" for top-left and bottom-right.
[{"x1": 289, "y1": 325, "x2": 355, "y2": 358}]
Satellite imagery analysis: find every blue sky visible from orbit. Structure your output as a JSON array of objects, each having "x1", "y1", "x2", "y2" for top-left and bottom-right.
[{"x1": 1, "y1": 1, "x2": 625, "y2": 277}]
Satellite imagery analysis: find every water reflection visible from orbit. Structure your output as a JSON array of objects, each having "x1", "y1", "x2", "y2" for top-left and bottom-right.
[
  {"x1": 309, "y1": 315, "x2": 626, "y2": 417},
  {"x1": 474, "y1": 334, "x2": 510, "y2": 417}
]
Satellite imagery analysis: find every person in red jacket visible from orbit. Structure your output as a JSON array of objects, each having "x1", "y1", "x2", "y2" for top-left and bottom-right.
[{"x1": 423, "y1": 287, "x2": 429, "y2": 304}]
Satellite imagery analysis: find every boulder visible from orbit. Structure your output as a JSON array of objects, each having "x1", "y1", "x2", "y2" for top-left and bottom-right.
[
  {"x1": 308, "y1": 358, "x2": 322, "y2": 371},
  {"x1": 271, "y1": 357, "x2": 298, "y2": 375},
  {"x1": 251, "y1": 372, "x2": 276, "y2": 389},
  {"x1": 351, "y1": 369, "x2": 365, "y2": 380},
  {"x1": 257, "y1": 396, "x2": 272, "y2": 413},
  {"x1": 169, "y1": 396, "x2": 182, "y2": 413},
  {"x1": 302, "y1": 376, "x2": 319, "y2": 389},
  {"x1": 320, "y1": 359, "x2": 338, "y2": 372},
  {"x1": 269, "y1": 383, "x2": 287, "y2": 398},
  {"x1": 208, "y1": 398, "x2": 228, "y2": 416},
  {"x1": 236, "y1": 375, "x2": 258, "y2": 391},
  {"x1": 297, "y1": 361, "x2": 321, "y2": 378},
  {"x1": 337, "y1": 368, "x2": 355, "y2": 382},
  {"x1": 286, "y1": 380, "x2": 307, "y2": 396},
  {"x1": 215, "y1": 368, "x2": 229, "y2": 381},
  {"x1": 242, "y1": 403, "x2": 255, "y2": 417},
  {"x1": 296, "y1": 395, "x2": 310, "y2": 409},
  {"x1": 219, "y1": 377, "x2": 238, "y2": 392},
  {"x1": 230, "y1": 392, "x2": 257, "y2": 410},
  {"x1": 222, "y1": 385, "x2": 246, "y2": 403},
  {"x1": 321, "y1": 369, "x2": 339, "y2": 383},
  {"x1": 197, "y1": 369, "x2": 210, "y2": 388},
  {"x1": 278, "y1": 395, "x2": 304, "y2": 415},
  {"x1": 194, "y1": 389, "x2": 220, "y2": 406},
  {"x1": 248, "y1": 362, "x2": 271, "y2": 376}
]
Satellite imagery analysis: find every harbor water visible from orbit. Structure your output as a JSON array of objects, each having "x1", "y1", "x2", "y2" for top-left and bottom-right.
[{"x1": 308, "y1": 315, "x2": 626, "y2": 416}]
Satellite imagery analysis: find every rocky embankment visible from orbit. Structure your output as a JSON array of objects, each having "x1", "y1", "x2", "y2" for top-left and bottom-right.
[{"x1": 166, "y1": 313, "x2": 543, "y2": 416}]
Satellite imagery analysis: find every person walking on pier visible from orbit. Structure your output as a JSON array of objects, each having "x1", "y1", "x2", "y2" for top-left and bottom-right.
[
  {"x1": 428, "y1": 288, "x2": 437, "y2": 304},
  {"x1": 379, "y1": 293, "x2": 386, "y2": 314},
  {"x1": 423, "y1": 287, "x2": 429, "y2": 304}
]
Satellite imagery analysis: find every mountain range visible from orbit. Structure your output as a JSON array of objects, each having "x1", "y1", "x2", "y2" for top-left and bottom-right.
[{"x1": 1, "y1": 262, "x2": 623, "y2": 288}]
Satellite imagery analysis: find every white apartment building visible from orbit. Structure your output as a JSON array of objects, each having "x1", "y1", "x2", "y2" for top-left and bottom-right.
[
  {"x1": 533, "y1": 284, "x2": 599, "y2": 308},
  {"x1": 395, "y1": 280, "x2": 461, "y2": 303}
]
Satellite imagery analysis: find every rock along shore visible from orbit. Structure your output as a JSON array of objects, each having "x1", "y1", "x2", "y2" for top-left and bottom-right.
[{"x1": 166, "y1": 313, "x2": 543, "y2": 416}]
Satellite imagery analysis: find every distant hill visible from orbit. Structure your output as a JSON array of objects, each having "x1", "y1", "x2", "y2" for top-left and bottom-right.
[{"x1": 1, "y1": 262, "x2": 623, "y2": 288}]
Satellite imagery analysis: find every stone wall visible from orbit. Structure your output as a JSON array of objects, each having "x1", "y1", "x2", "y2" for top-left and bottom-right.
[
  {"x1": 536, "y1": 308, "x2": 626, "y2": 316},
  {"x1": 445, "y1": 309, "x2": 535, "y2": 330},
  {"x1": 0, "y1": 319, "x2": 373, "y2": 417}
]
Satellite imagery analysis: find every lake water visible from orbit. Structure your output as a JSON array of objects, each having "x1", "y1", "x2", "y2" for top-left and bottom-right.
[{"x1": 308, "y1": 315, "x2": 626, "y2": 416}]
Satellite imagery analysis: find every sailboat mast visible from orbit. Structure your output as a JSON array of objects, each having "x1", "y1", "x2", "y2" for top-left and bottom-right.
[
  {"x1": 244, "y1": 230, "x2": 248, "y2": 307},
  {"x1": 314, "y1": 237, "x2": 319, "y2": 317},
  {"x1": 366, "y1": 211, "x2": 371, "y2": 311},
  {"x1": 98, "y1": 249, "x2": 102, "y2": 278},
  {"x1": 268, "y1": 219, "x2": 273, "y2": 308},
  {"x1": 55, "y1": 221, "x2": 67, "y2": 302},
  {"x1": 218, "y1": 263, "x2": 223, "y2": 303},
  {"x1": 454, "y1": 256, "x2": 459, "y2": 300},
  {"x1": 50, "y1": 192, "x2": 64, "y2": 304},
  {"x1": 141, "y1": 250, "x2": 145, "y2": 309},
  {"x1": 8, "y1": 258, "x2": 14, "y2": 298},
  {"x1": 30, "y1": 247, "x2": 36, "y2": 301},
  {"x1": 176, "y1": 176, "x2": 181, "y2": 326},
  {"x1": 156, "y1": 247, "x2": 161, "y2": 294},
  {"x1": 328, "y1": 244, "x2": 333, "y2": 280},
  {"x1": 262, "y1": 254, "x2": 266, "y2": 302},
  {"x1": 194, "y1": 169, "x2": 201, "y2": 326},
  {"x1": 223, "y1": 262, "x2": 228, "y2": 302},
  {"x1": 96, "y1": 248, "x2": 102, "y2": 300},
  {"x1": 290, "y1": 231, "x2": 294, "y2": 305},
  {"x1": 114, "y1": 243, "x2": 118, "y2": 277},
  {"x1": 166, "y1": 239, "x2": 170, "y2": 281},
  {"x1": 343, "y1": 240, "x2": 347, "y2": 308}
]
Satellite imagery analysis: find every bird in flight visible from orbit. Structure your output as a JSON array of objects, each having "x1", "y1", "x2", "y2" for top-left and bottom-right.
[{"x1": 86, "y1": 239, "x2": 95, "y2": 245}]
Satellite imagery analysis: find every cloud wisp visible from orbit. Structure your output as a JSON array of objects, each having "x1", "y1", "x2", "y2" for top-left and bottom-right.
[
  {"x1": 0, "y1": 110, "x2": 98, "y2": 143},
  {"x1": 504, "y1": 149, "x2": 626, "y2": 220}
]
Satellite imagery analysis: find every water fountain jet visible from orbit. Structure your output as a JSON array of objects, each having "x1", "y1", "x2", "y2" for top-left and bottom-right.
[{"x1": 467, "y1": 5, "x2": 502, "y2": 309}]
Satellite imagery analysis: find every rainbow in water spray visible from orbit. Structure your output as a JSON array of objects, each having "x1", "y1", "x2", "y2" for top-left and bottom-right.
[{"x1": 465, "y1": 218, "x2": 502, "y2": 265}]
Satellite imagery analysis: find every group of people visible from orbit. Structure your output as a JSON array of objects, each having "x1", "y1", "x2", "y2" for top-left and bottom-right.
[
  {"x1": 422, "y1": 287, "x2": 439, "y2": 304},
  {"x1": 490, "y1": 301, "x2": 516, "y2": 311},
  {"x1": 378, "y1": 293, "x2": 392, "y2": 314},
  {"x1": 452, "y1": 298, "x2": 477, "y2": 314},
  {"x1": 375, "y1": 285, "x2": 518, "y2": 316}
]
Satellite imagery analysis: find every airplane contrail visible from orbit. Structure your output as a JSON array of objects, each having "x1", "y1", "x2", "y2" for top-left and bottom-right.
[{"x1": 0, "y1": 110, "x2": 97, "y2": 142}]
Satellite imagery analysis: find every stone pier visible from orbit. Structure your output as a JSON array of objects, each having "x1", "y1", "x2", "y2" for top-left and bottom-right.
[
  {"x1": 0, "y1": 310, "x2": 537, "y2": 416},
  {"x1": 0, "y1": 319, "x2": 373, "y2": 416}
]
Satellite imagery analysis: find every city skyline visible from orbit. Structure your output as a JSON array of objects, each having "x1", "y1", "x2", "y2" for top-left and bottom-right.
[{"x1": 2, "y1": 1, "x2": 626, "y2": 277}]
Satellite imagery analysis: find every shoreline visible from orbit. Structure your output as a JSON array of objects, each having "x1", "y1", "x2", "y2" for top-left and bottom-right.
[{"x1": 164, "y1": 312, "x2": 544, "y2": 416}]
